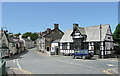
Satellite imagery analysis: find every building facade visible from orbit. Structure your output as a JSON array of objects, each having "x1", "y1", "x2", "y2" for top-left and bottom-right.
[
  {"x1": 19, "y1": 35, "x2": 34, "y2": 49},
  {"x1": 0, "y1": 31, "x2": 24, "y2": 57},
  {"x1": 37, "y1": 24, "x2": 64, "y2": 54},
  {"x1": 60, "y1": 24, "x2": 114, "y2": 58}
]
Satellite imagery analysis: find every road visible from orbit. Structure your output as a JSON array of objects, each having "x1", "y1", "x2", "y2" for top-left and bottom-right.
[{"x1": 6, "y1": 48, "x2": 118, "y2": 75}]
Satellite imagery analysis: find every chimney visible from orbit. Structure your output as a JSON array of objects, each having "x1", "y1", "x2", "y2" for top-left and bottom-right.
[
  {"x1": 54, "y1": 24, "x2": 59, "y2": 29},
  {"x1": 47, "y1": 28, "x2": 51, "y2": 33},
  {"x1": 42, "y1": 32, "x2": 44, "y2": 36},
  {"x1": 73, "y1": 24, "x2": 78, "y2": 29}
]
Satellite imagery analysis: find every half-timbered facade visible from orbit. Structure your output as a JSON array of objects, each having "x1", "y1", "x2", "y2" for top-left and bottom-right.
[{"x1": 60, "y1": 24, "x2": 114, "y2": 58}]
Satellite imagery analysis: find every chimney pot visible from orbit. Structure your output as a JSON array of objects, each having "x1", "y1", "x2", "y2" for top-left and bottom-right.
[
  {"x1": 54, "y1": 24, "x2": 59, "y2": 29},
  {"x1": 73, "y1": 24, "x2": 78, "y2": 29}
]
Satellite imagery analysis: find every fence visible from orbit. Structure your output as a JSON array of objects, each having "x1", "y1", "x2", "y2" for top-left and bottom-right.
[{"x1": 0, "y1": 59, "x2": 6, "y2": 76}]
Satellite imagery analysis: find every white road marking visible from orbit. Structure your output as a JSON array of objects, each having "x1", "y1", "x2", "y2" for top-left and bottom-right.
[
  {"x1": 107, "y1": 64, "x2": 114, "y2": 67},
  {"x1": 113, "y1": 68, "x2": 118, "y2": 73},
  {"x1": 16, "y1": 59, "x2": 22, "y2": 70}
]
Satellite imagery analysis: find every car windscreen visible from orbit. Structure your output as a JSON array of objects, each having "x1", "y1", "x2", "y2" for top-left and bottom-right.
[{"x1": 75, "y1": 50, "x2": 88, "y2": 53}]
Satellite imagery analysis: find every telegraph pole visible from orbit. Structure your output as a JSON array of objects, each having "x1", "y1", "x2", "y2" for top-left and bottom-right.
[{"x1": 100, "y1": 24, "x2": 103, "y2": 59}]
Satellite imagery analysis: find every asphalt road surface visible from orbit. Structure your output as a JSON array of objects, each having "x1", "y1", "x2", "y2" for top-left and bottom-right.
[{"x1": 6, "y1": 48, "x2": 118, "y2": 75}]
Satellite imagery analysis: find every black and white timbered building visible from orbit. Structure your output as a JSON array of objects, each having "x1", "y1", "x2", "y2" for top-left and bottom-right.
[{"x1": 60, "y1": 24, "x2": 114, "y2": 58}]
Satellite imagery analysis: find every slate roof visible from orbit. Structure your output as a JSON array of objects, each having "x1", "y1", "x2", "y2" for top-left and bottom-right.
[
  {"x1": 84, "y1": 24, "x2": 109, "y2": 42},
  {"x1": 43, "y1": 28, "x2": 64, "y2": 37},
  {"x1": 78, "y1": 27, "x2": 86, "y2": 35},
  {"x1": 60, "y1": 29, "x2": 73, "y2": 43},
  {"x1": 60, "y1": 24, "x2": 110, "y2": 43}
]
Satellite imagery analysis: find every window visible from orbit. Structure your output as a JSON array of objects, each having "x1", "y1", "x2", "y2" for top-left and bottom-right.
[
  {"x1": 62, "y1": 43, "x2": 67, "y2": 50},
  {"x1": 2, "y1": 43, "x2": 7, "y2": 47},
  {"x1": 12, "y1": 43, "x2": 15, "y2": 47},
  {"x1": 2, "y1": 40, "x2": 6, "y2": 43},
  {"x1": 74, "y1": 39, "x2": 83, "y2": 50},
  {"x1": 108, "y1": 37, "x2": 111, "y2": 39},
  {"x1": 83, "y1": 43, "x2": 88, "y2": 49}
]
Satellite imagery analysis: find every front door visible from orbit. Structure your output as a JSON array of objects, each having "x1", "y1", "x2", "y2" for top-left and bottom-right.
[
  {"x1": 47, "y1": 47, "x2": 49, "y2": 51},
  {"x1": 94, "y1": 42, "x2": 100, "y2": 55},
  {"x1": 56, "y1": 48, "x2": 59, "y2": 55}
]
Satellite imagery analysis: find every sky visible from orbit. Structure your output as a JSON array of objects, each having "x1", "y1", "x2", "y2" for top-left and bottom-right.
[{"x1": 2, "y1": 2, "x2": 118, "y2": 34}]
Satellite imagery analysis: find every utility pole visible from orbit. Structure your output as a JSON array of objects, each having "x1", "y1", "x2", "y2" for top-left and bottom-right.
[{"x1": 100, "y1": 24, "x2": 103, "y2": 59}]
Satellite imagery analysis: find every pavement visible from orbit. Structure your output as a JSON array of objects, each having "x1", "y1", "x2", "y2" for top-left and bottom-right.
[{"x1": 5, "y1": 48, "x2": 119, "y2": 75}]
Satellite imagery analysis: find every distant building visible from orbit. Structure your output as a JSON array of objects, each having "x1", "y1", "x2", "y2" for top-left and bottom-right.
[
  {"x1": 0, "y1": 31, "x2": 24, "y2": 57},
  {"x1": 19, "y1": 35, "x2": 34, "y2": 49},
  {"x1": 37, "y1": 24, "x2": 64, "y2": 54},
  {"x1": 0, "y1": 30, "x2": 9, "y2": 57},
  {"x1": 60, "y1": 24, "x2": 114, "y2": 58}
]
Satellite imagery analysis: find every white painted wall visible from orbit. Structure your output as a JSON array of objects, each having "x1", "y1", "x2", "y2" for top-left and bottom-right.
[{"x1": 51, "y1": 43, "x2": 58, "y2": 52}]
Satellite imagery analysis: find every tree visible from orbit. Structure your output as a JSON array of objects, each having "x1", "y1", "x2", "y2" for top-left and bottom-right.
[
  {"x1": 22, "y1": 32, "x2": 32, "y2": 38},
  {"x1": 113, "y1": 24, "x2": 120, "y2": 44},
  {"x1": 22, "y1": 32, "x2": 38, "y2": 41},
  {"x1": 15, "y1": 32, "x2": 21, "y2": 37},
  {"x1": 30, "y1": 33, "x2": 38, "y2": 41}
]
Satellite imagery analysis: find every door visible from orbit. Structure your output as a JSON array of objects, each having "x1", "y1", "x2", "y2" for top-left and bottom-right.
[
  {"x1": 56, "y1": 48, "x2": 59, "y2": 55},
  {"x1": 94, "y1": 42, "x2": 100, "y2": 55},
  {"x1": 47, "y1": 47, "x2": 49, "y2": 51}
]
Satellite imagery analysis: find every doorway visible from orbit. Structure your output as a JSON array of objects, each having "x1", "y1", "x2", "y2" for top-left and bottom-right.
[
  {"x1": 94, "y1": 42, "x2": 100, "y2": 55},
  {"x1": 56, "y1": 48, "x2": 59, "y2": 55},
  {"x1": 47, "y1": 47, "x2": 49, "y2": 51}
]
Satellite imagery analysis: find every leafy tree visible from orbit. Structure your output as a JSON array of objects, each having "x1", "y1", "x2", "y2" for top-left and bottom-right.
[
  {"x1": 30, "y1": 33, "x2": 38, "y2": 41},
  {"x1": 15, "y1": 32, "x2": 21, "y2": 37},
  {"x1": 22, "y1": 32, "x2": 38, "y2": 41},
  {"x1": 22, "y1": 32, "x2": 32, "y2": 38},
  {"x1": 113, "y1": 24, "x2": 120, "y2": 44}
]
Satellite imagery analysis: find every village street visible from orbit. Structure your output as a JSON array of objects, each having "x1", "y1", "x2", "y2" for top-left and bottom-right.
[{"x1": 6, "y1": 48, "x2": 118, "y2": 75}]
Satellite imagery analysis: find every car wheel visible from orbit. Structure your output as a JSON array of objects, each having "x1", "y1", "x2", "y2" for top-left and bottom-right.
[{"x1": 82, "y1": 55, "x2": 86, "y2": 60}]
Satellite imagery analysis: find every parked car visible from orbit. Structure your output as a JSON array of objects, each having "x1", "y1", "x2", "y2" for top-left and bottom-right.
[{"x1": 71, "y1": 50, "x2": 93, "y2": 59}]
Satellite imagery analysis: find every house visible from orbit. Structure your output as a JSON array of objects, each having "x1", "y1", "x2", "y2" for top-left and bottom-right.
[
  {"x1": 0, "y1": 30, "x2": 24, "y2": 57},
  {"x1": 60, "y1": 24, "x2": 114, "y2": 58},
  {"x1": 19, "y1": 35, "x2": 34, "y2": 49},
  {"x1": 7, "y1": 33, "x2": 24, "y2": 55},
  {"x1": 11, "y1": 36, "x2": 24, "y2": 53},
  {"x1": 0, "y1": 30, "x2": 9, "y2": 57},
  {"x1": 37, "y1": 24, "x2": 64, "y2": 54}
]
